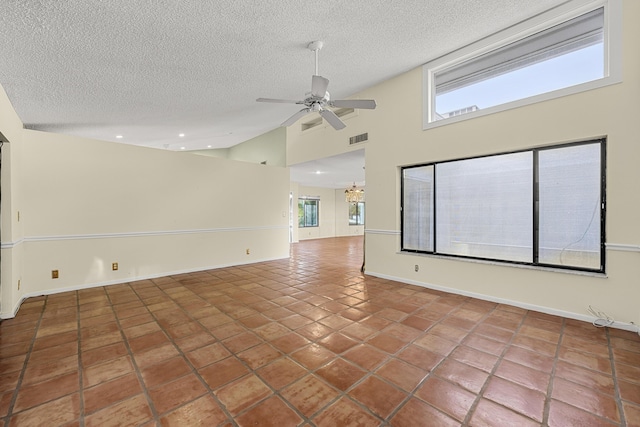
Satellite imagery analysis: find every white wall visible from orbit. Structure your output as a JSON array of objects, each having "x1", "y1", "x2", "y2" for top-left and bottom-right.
[
  {"x1": 0, "y1": 93, "x2": 291, "y2": 318},
  {"x1": 287, "y1": 0, "x2": 640, "y2": 327}
]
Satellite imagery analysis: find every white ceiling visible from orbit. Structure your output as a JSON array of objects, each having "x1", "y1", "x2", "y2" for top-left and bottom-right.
[
  {"x1": 0, "y1": 0, "x2": 566, "y2": 153},
  {"x1": 290, "y1": 149, "x2": 365, "y2": 190}
]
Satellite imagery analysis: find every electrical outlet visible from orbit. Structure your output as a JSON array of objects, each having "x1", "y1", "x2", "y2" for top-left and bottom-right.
[
  {"x1": 17, "y1": 279, "x2": 20, "y2": 290},
  {"x1": 415, "y1": 265, "x2": 419, "y2": 272},
  {"x1": 112, "y1": 262, "x2": 118, "y2": 271},
  {"x1": 52, "y1": 270, "x2": 59, "y2": 279},
  {"x1": 246, "y1": 248, "x2": 250, "y2": 255}
]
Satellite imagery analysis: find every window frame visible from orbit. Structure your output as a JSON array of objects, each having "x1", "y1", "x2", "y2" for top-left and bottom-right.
[
  {"x1": 298, "y1": 198, "x2": 319, "y2": 228},
  {"x1": 400, "y1": 139, "x2": 606, "y2": 273},
  {"x1": 349, "y1": 202, "x2": 365, "y2": 226},
  {"x1": 422, "y1": 0, "x2": 621, "y2": 129}
]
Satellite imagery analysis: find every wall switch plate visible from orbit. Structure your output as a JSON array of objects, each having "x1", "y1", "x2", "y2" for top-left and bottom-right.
[
  {"x1": 112, "y1": 262, "x2": 118, "y2": 271},
  {"x1": 52, "y1": 270, "x2": 59, "y2": 279}
]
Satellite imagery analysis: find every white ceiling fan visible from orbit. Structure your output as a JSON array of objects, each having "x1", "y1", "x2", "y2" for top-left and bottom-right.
[{"x1": 257, "y1": 41, "x2": 377, "y2": 130}]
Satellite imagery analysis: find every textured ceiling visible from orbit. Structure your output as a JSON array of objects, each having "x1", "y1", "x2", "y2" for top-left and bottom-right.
[{"x1": 0, "y1": 0, "x2": 566, "y2": 152}]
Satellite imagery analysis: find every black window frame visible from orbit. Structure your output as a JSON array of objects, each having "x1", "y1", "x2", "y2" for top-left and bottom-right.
[{"x1": 401, "y1": 138, "x2": 606, "y2": 273}]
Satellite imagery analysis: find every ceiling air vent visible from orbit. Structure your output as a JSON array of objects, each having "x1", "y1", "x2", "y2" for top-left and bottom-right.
[{"x1": 349, "y1": 132, "x2": 368, "y2": 145}]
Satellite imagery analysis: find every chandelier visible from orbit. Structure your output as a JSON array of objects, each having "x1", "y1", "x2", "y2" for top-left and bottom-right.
[{"x1": 345, "y1": 183, "x2": 365, "y2": 203}]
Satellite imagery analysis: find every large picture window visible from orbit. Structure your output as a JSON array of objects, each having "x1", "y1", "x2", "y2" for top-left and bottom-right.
[
  {"x1": 298, "y1": 199, "x2": 319, "y2": 228},
  {"x1": 401, "y1": 140, "x2": 605, "y2": 272}
]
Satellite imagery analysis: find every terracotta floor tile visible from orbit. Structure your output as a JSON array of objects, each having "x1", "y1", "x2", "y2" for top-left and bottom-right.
[
  {"x1": 83, "y1": 355, "x2": 134, "y2": 387},
  {"x1": 319, "y1": 332, "x2": 359, "y2": 354},
  {"x1": 623, "y1": 401, "x2": 640, "y2": 427},
  {"x1": 415, "y1": 376, "x2": 476, "y2": 422},
  {"x1": 199, "y1": 357, "x2": 249, "y2": 390},
  {"x1": 81, "y1": 331, "x2": 123, "y2": 352},
  {"x1": 483, "y1": 376, "x2": 545, "y2": 422},
  {"x1": 258, "y1": 357, "x2": 307, "y2": 390},
  {"x1": 469, "y1": 398, "x2": 540, "y2": 427},
  {"x1": 279, "y1": 314, "x2": 314, "y2": 330},
  {"x1": 621, "y1": 379, "x2": 640, "y2": 405},
  {"x1": 140, "y1": 356, "x2": 192, "y2": 388},
  {"x1": 518, "y1": 324, "x2": 560, "y2": 344},
  {"x1": 237, "y1": 343, "x2": 283, "y2": 369},
  {"x1": 291, "y1": 343, "x2": 336, "y2": 370},
  {"x1": 503, "y1": 345, "x2": 555, "y2": 374},
  {"x1": 149, "y1": 373, "x2": 208, "y2": 415},
  {"x1": 435, "y1": 358, "x2": 489, "y2": 394},
  {"x1": 494, "y1": 359, "x2": 550, "y2": 394},
  {"x1": 400, "y1": 315, "x2": 435, "y2": 332},
  {"x1": 160, "y1": 395, "x2": 228, "y2": 427},
  {"x1": 376, "y1": 358, "x2": 427, "y2": 392},
  {"x1": 429, "y1": 324, "x2": 468, "y2": 343},
  {"x1": 552, "y1": 378, "x2": 620, "y2": 422},
  {"x1": 185, "y1": 342, "x2": 230, "y2": 369},
  {"x1": 561, "y1": 335, "x2": 610, "y2": 358},
  {"x1": 83, "y1": 372, "x2": 142, "y2": 414},
  {"x1": 32, "y1": 330, "x2": 78, "y2": 351},
  {"x1": 215, "y1": 374, "x2": 272, "y2": 415},
  {"x1": 0, "y1": 391, "x2": 12, "y2": 418},
  {"x1": 22, "y1": 354, "x2": 78, "y2": 386},
  {"x1": 359, "y1": 315, "x2": 392, "y2": 331},
  {"x1": 343, "y1": 344, "x2": 388, "y2": 371},
  {"x1": 351, "y1": 375, "x2": 406, "y2": 419},
  {"x1": 463, "y1": 333, "x2": 507, "y2": 356},
  {"x1": 613, "y1": 346, "x2": 640, "y2": 366},
  {"x1": 128, "y1": 330, "x2": 170, "y2": 353},
  {"x1": 316, "y1": 358, "x2": 367, "y2": 391},
  {"x1": 296, "y1": 322, "x2": 333, "y2": 341},
  {"x1": 548, "y1": 399, "x2": 618, "y2": 427},
  {"x1": 281, "y1": 374, "x2": 340, "y2": 417},
  {"x1": 558, "y1": 347, "x2": 612, "y2": 374},
  {"x1": 0, "y1": 371, "x2": 20, "y2": 394},
  {"x1": 270, "y1": 332, "x2": 311, "y2": 354},
  {"x1": 510, "y1": 334, "x2": 558, "y2": 357},
  {"x1": 367, "y1": 333, "x2": 406, "y2": 354},
  {"x1": 223, "y1": 331, "x2": 263, "y2": 353},
  {"x1": 174, "y1": 330, "x2": 216, "y2": 352},
  {"x1": 312, "y1": 396, "x2": 381, "y2": 427},
  {"x1": 396, "y1": 344, "x2": 444, "y2": 371},
  {"x1": 254, "y1": 322, "x2": 290, "y2": 341},
  {"x1": 391, "y1": 397, "x2": 459, "y2": 427},
  {"x1": 0, "y1": 354, "x2": 26, "y2": 375},
  {"x1": 13, "y1": 370, "x2": 79, "y2": 413},
  {"x1": 554, "y1": 360, "x2": 614, "y2": 394},
  {"x1": 8, "y1": 393, "x2": 80, "y2": 427},
  {"x1": 235, "y1": 395, "x2": 303, "y2": 427},
  {"x1": 413, "y1": 333, "x2": 457, "y2": 356},
  {"x1": 84, "y1": 394, "x2": 153, "y2": 427}
]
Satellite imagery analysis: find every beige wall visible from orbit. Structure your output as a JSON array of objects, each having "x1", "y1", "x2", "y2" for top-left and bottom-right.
[
  {"x1": 287, "y1": 0, "x2": 640, "y2": 327},
  {"x1": 193, "y1": 127, "x2": 286, "y2": 167},
  {"x1": 0, "y1": 91, "x2": 290, "y2": 318}
]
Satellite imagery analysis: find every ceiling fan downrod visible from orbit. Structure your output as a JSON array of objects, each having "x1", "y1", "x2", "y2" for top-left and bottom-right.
[{"x1": 308, "y1": 41, "x2": 324, "y2": 76}]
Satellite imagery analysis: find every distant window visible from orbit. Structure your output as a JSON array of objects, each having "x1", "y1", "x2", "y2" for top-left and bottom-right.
[
  {"x1": 349, "y1": 202, "x2": 365, "y2": 225},
  {"x1": 401, "y1": 139, "x2": 605, "y2": 272},
  {"x1": 426, "y1": 5, "x2": 611, "y2": 124},
  {"x1": 298, "y1": 199, "x2": 319, "y2": 227}
]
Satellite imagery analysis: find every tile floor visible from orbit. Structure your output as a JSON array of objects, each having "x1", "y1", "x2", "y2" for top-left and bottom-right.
[{"x1": 1, "y1": 236, "x2": 639, "y2": 426}]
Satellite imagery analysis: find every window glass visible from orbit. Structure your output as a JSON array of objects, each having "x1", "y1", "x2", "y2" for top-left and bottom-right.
[
  {"x1": 402, "y1": 166, "x2": 434, "y2": 252},
  {"x1": 538, "y1": 144, "x2": 601, "y2": 269},
  {"x1": 298, "y1": 199, "x2": 318, "y2": 227},
  {"x1": 349, "y1": 202, "x2": 365, "y2": 225},
  {"x1": 433, "y1": 7, "x2": 604, "y2": 121},
  {"x1": 436, "y1": 152, "x2": 533, "y2": 262},
  {"x1": 400, "y1": 140, "x2": 604, "y2": 272}
]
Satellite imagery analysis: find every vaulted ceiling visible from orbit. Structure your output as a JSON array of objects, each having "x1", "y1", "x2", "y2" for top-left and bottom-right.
[{"x1": 0, "y1": 1, "x2": 565, "y2": 152}]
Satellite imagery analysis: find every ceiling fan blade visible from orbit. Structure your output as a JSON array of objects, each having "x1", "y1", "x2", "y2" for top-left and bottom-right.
[
  {"x1": 319, "y1": 109, "x2": 346, "y2": 130},
  {"x1": 281, "y1": 108, "x2": 311, "y2": 127},
  {"x1": 257, "y1": 97, "x2": 301, "y2": 104},
  {"x1": 311, "y1": 75, "x2": 329, "y2": 98},
  {"x1": 330, "y1": 99, "x2": 377, "y2": 109}
]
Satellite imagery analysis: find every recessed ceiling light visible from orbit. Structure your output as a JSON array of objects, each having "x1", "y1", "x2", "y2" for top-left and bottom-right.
[
  {"x1": 315, "y1": 171, "x2": 321, "y2": 174},
  {"x1": 207, "y1": 145, "x2": 212, "y2": 148},
  {"x1": 115, "y1": 135, "x2": 123, "y2": 139},
  {"x1": 180, "y1": 147, "x2": 186, "y2": 150},
  {"x1": 179, "y1": 133, "x2": 185, "y2": 137}
]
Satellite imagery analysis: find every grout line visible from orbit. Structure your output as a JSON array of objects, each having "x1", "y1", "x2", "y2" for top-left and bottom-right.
[
  {"x1": 542, "y1": 315, "x2": 564, "y2": 425},
  {"x1": 607, "y1": 327, "x2": 626, "y2": 426},
  {"x1": 2, "y1": 298, "x2": 46, "y2": 425}
]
